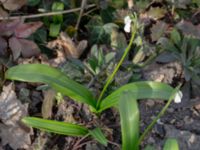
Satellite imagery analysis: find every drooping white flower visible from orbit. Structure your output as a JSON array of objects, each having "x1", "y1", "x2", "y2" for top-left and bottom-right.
[
  {"x1": 174, "y1": 91, "x2": 182, "y2": 103},
  {"x1": 124, "y1": 16, "x2": 132, "y2": 33}
]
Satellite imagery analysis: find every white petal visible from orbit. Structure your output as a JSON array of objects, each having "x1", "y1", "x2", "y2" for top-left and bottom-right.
[
  {"x1": 124, "y1": 23, "x2": 131, "y2": 33},
  {"x1": 174, "y1": 91, "x2": 182, "y2": 103},
  {"x1": 124, "y1": 16, "x2": 132, "y2": 24}
]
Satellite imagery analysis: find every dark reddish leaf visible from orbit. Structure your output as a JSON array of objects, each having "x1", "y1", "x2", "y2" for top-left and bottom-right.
[
  {"x1": 14, "y1": 21, "x2": 43, "y2": 38},
  {"x1": 0, "y1": 37, "x2": 7, "y2": 56},
  {"x1": 0, "y1": 19, "x2": 21, "y2": 36},
  {"x1": 18, "y1": 38, "x2": 40, "y2": 58},
  {"x1": 9, "y1": 37, "x2": 22, "y2": 60},
  {"x1": 176, "y1": 20, "x2": 200, "y2": 39},
  {"x1": 9, "y1": 37, "x2": 40, "y2": 60}
]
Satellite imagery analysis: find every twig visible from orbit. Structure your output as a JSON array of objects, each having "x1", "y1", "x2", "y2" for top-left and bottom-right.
[
  {"x1": 75, "y1": 0, "x2": 87, "y2": 30},
  {"x1": 0, "y1": 4, "x2": 96, "y2": 20}
]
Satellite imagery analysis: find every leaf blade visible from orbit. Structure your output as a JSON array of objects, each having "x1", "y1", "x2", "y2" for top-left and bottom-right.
[
  {"x1": 163, "y1": 138, "x2": 179, "y2": 150},
  {"x1": 89, "y1": 128, "x2": 108, "y2": 146},
  {"x1": 119, "y1": 91, "x2": 139, "y2": 150},
  {"x1": 99, "y1": 81, "x2": 174, "y2": 112},
  {"x1": 22, "y1": 117, "x2": 88, "y2": 136},
  {"x1": 5, "y1": 64, "x2": 96, "y2": 109}
]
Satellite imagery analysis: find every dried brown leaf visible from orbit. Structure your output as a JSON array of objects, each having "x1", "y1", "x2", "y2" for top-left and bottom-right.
[
  {"x1": 42, "y1": 89, "x2": 55, "y2": 119},
  {"x1": 14, "y1": 21, "x2": 43, "y2": 38},
  {"x1": 0, "y1": 83, "x2": 32, "y2": 149},
  {"x1": 48, "y1": 32, "x2": 85, "y2": 59},
  {"x1": 9, "y1": 37, "x2": 40, "y2": 60},
  {"x1": 0, "y1": 37, "x2": 7, "y2": 56},
  {"x1": 176, "y1": 20, "x2": 200, "y2": 39},
  {"x1": 9, "y1": 37, "x2": 22, "y2": 60},
  {"x1": 145, "y1": 7, "x2": 167, "y2": 20},
  {"x1": 18, "y1": 38, "x2": 40, "y2": 58},
  {"x1": 2, "y1": 0, "x2": 26, "y2": 11},
  {"x1": 0, "y1": 6, "x2": 8, "y2": 17},
  {"x1": 150, "y1": 21, "x2": 168, "y2": 42},
  {"x1": 0, "y1": 19, "x2": 21, "y2": 36}
]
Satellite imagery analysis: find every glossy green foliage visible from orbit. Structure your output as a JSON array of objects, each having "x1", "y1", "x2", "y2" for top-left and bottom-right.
[
  {"x1": 99, "y1": 81, "x2": 174, "y2": 112},
  {"x1": 22, "y1": 117, "x2": 88, "y2": 136},
  {"x1": 119, "y1": 92, "x2": 139, "y2": 150},
  {"x1": 5, "y1": 64, "x2": 96, "y2": 109}
]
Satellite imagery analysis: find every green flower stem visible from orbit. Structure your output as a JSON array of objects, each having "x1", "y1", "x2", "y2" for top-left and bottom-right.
[
  {"x1": 96, "y1": 24, "x2": 137, "y2": 109},
  {"x1": 137, "y1": 84, "x2": 181, "y2": 146}
]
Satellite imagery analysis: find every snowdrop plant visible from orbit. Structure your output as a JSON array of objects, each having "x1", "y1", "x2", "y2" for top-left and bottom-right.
[{"x1": 5, "y1": 14, "x2": 180, "y2": 150}]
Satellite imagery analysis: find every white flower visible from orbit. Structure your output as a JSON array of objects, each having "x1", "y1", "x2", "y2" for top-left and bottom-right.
[
  {"x1": 124, "y1": 16, "x2": 132, "y2": 33},
  {"x1": 174, "y1": 91, "x2": 182, "y2": 103}
]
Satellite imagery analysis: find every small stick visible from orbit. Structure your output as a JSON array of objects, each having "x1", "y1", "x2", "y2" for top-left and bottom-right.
[
  {"x1": 0, "y1": 4, "x2": 96, "y2": 20},
  {"x1": 75, "y1": 0, "x2": 87, "y2": 30}
]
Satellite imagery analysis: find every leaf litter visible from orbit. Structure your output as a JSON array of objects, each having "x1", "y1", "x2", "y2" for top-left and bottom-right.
[{"x1": 0, "y1": 83, "x2": 32, "y2": 149}]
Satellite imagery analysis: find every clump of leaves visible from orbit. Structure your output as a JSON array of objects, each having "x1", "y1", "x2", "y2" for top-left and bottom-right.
[
  {"x1": 0, "y1": 19, "x2": 43, "y2": 60},
  {"x1": 158, "y1": 28, "x2": 200, "y2": 85}
]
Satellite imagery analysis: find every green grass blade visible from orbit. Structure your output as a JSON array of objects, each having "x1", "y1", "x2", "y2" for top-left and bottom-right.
[
  {"x1": 119, "y1": 91, "x2": 139, "y2": 150},
  {"x1": 5, "y1": 64, "x2": 96, "y2": 109},
  {"x1": 98, "y1": 81, "x2": 174, "y2": 112},
  {"x1": 22, "y1": 117, "x2": 89, "y2": 136},
  {"x1": 163, "y1": 138, "x2": 179, "y2": 150},
  {"x1": 89, "y1": 128, "x2": 108, "y2": 146}
]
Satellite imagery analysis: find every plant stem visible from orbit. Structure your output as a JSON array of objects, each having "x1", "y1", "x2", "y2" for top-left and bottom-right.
[
  {"x1": 96, "y1": 25, "x2": 137, "y2": 109},
  {"x1": 137, "y1": 84, "x2": 181, "y2": 145},
  {"x1": 0, "y1": 4, "x2": 96, "y2": 20}
]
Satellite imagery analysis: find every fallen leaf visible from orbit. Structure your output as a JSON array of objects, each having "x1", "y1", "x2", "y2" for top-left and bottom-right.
[
  {"x1": 150, "y1": 21, "x2": 168, "y2": 42},
  {"x1": 18, "y1": 38, "x2": 40, "y2": 58},
  {"x1": 176, "y1": 20, "x2": 200, "y2": 39},
  {"x1": 14, "y1": 21, "x2": 43, "y2": 38},
  {"x1": 1, "y1": 0, "x2": 27, "y2": 11},
  {"x1": 0, "y1": 124, "x2": 31, "y2": 150},
  {"x1": 42, "y1": 89, "x2": 55, "y2": 119},
  {"x1": 0, "y1": 83, "x2": 32, "y2": 149},
  {"x1": 145, "y1": 6, "x2": 167, "y2": 20},
  {"x1": 9, "y1": 37, "x2": 22, "y2": 60},
  {"x1": 0, "y1": 19, "x2": 21, "y2": 36},
  {"x1": 0, "y1": 37, "x2": 7, "y2": 56},
  {"x1": 0, "y1": 6, "x2": 8, "y2": 17},
  {"x1": 48, "y1": 32, "x2": 85, "y2": 59},
  {"x1": 9, "y1": 37, "x2": 40, "y2": 60}
]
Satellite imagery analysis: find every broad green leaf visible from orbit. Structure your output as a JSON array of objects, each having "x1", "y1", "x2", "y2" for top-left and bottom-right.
[
  {"x1": 49, "y1": 23, "x2": 61, "y2": 37},
  {"x1": 98, "y1": 81, "x2": 174, "y2": 112},
  {"x1": 22, "y1": 117, "x2": 88, "y2": 136},
  {"x1": 163, "y1": 138, "x2": 179, "y2": 150},
  {"x1": 89, "y1": 128, "x2": 108, "y2": 146},
  {"x1": 5, "y1": 64, "x2": 96, "y2": 109},
  {"x1": 119, "y1": 91, "x2": 139, "y2": 150}
]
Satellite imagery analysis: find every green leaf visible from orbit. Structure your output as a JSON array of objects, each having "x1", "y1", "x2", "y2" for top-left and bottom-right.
[
  {"x1": 110, "y1": 0, "x2": 125, "y2": 8},
  {"x1": 89, "y1": 128, "x2": 108, "y2": 146},
  {"x1": 163, "y1": 138, "x2": 179, "y2": 150},
  {"x1": 170, "y1": 29, "x2": 181, "y2": 46},
  {"x1": 119, "y1": 91, "x2": 139, "y2": 150},
  {"x1": 22, "y1": 117, "x2": 88, "y2": 136},
  {"x1": 98, "y1": 81, "x2": 174, "y2": 112},
  {"x1": 49, "y1": 23, "x2": 61, "y2": 37},
  {"x1": 52, "y1": 2, "x2": 64, "y2": 23},
  {"x1": 5, "y1": 64, "x2": 96, "y2": 109},
  {"x1": 86, "y1": 16, "x2": 110, "y2": 44}
]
